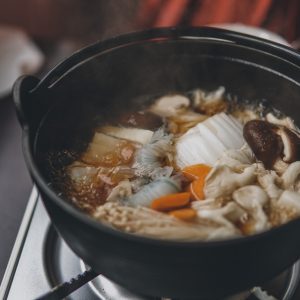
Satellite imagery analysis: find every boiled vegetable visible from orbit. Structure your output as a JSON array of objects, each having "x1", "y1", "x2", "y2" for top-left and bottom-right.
[
  {"x1": 126, "y1": 177, "x2": 180, "y2": 207},
  {"x1": 100, "y1": 126, "x2": 153, "y2": 145},
  {"x1": 182, "y1": 164, "x2": 212, "y2": 181},
  {"x1": 81, "y1": 132, "x2": 136, "y2": 166},
  {"x1": 169, "y1": 208, "x2": 197, "y2": 221},
  {"x1": 149, "y1": 94, "x2": 190, "y2": 117},
  {"x1": 151, "y1": 192, "x2": 190, "y2": 211},
  {"x1": 189, "y1": 179, "x2": 206, "y2": 200},
  {"x1": 176, "y1": 113, "x2": 244, "y2": 168}
]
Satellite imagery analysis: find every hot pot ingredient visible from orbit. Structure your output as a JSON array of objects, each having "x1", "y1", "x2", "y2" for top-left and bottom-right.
[
  {"x1": 244, "y1": 120, "x2": 300, "y2": 170},
  {"x1": 60, "y1": 87, "x2": 300, "y2": 241},
  {"x1": 168, "y1": 208, "x2": 197, "y2": 221},
  {"x1": 190, "y1": 179, "x2": 206, "y2": 200},
  {"x1": 182, "y1": 164, "x2": 212, "y2": 181},
  {"x1": 175, "y1": 112, "x2": 244, "y2": 168},
  {"x1": 125, "y1": 177, "x2": 180, "y2": 207},
  {"x1": 151, "y1": 192, "x2": 191, "y2": 211}
]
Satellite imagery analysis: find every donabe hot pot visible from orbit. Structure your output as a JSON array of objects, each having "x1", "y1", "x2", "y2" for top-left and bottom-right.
[{"x1": 14, "y1": 27, "x2": 300, "y2": 299}]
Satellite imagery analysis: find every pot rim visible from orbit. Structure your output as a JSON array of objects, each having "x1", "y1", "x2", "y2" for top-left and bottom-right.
[{"x1": 18, "y1": 26, "x2": 300, "y2": 248}]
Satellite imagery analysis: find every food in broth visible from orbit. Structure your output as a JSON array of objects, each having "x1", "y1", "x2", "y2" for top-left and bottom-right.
[{"x1": 53, "y1": 87, "x2": 300, "y2": 241}]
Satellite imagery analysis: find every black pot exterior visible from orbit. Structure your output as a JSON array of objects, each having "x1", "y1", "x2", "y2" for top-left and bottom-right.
[{"x1": 14, "y1": 27, "x2": 300, "y2": 299}]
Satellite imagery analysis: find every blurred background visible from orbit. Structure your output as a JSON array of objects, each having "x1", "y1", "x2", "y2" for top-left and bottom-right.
[
  {"x1": 1, "y1": 0, "x2": 300, "y2": 44},
  {"x1": 0, "y1": 0, "x2": 300, "y2": 280}
]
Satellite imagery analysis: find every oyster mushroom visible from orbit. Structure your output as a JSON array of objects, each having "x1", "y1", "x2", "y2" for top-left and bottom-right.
[
  {"x1": 191, "y1": 86, "x2": 227, "y2": 115},
  {"x1": 195, "y1": 202, "x2": 243, "y2": 234},
  {"x1": 233, "y1": 185, "x2": 270, "y2": 233},
  {"x1": 281, "y1": 161, "x2": 300, "y2": 190},
  {"x1": 257, "y1": 171, "x2": 282, "y2": 199},
  {"x1": 273, "y1": 159, "x2": 289, "y2": 174},
  {"x1": 204, "y1": 165, "x2": 256, "y2": 199},
  {"x1": 276, "y1": 190, "x2": 300, "y2": 222},
  {"x1": 149, "y1": 94, "x2": 190, "y2": 117}
]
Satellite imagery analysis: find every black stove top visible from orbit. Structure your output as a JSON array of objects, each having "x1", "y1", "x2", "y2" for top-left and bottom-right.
[{"x1": 1, "y1": 188, "x2": 300, "y2": 300}]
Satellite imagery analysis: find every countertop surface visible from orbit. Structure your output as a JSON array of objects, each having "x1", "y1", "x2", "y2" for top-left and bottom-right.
[
  {"x1": 0, "y1": 95, "x2": 32, "y2": 281},
  {"x1": 0, "y1": 39, "x2": 80, "y2": 282}
]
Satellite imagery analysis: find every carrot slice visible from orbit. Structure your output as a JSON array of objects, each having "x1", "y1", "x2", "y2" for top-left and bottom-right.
[
  {"x1": 151, "y1": 192, "x2": 190, "y2": 212},
  {"x1": 189, "y1": 178, "x2": 206, "y2": 200},
  {"x1": 169, "y1": 208, "x2": 197, "y2": 221},
  {"x1": 182, "y1": 164, "x2": 211, "y2": 181}
]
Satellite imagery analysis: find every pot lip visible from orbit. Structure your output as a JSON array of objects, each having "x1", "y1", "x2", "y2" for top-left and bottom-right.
[
  {"x1": 33, "y1": 26, "x2": 300, "y2": 92},
  {"x1": 22, "y1": 26, "x2": 300, "y2": 248}
]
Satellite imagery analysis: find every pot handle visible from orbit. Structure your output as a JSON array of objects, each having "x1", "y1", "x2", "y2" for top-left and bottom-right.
[{"x1": 13, "y1": 75, "x2": 41, "y2": 129}]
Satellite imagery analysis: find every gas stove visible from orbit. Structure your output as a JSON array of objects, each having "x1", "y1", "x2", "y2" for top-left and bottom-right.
[{"x1": 1, "y1": 188, "x2": 300, "y2": 300}]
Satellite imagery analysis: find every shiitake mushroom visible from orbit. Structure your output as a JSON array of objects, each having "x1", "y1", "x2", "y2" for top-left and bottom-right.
[{"x1": 243, "y1": 120, "x2": 300, "y2": 170}]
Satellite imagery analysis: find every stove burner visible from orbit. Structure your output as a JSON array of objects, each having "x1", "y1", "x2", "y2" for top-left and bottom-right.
[{"x1": 79, "y1": 260, "x2": 251, "y2": 300}]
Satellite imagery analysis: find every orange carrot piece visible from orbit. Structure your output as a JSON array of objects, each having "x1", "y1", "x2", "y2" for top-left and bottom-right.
[
  {"x1": 169, "y1": 208, "x2": 197, "y2": 221},
  {"x1": 189, "y1": 178, "x2": 206, "y2": 200},
  {"x1": 151, "y1": 192, "x2": 190, "y2": 212},
  {"x1": 182, "y1": 164, "x2": 212, "y2": 181}
]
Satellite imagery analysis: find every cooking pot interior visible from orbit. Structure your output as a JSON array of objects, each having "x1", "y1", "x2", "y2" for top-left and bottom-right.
[
  {"x1": 22, "y1": 34, "x2": 300, "y2": 299},
  {"x1": 35, "y1": 38, "x2": 300, "y2": 188}
]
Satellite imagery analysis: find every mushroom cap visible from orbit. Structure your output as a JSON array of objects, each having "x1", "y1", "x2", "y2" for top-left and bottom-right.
[
  {"x1": 276, "y1": 127, "x2": 300, "y2": 163},
  {"x1": 243, "y1": 120, "x2": 283, "y2": 169},
  {"x1": 244, "y1": 119, "x2": 300, "y2": 170}
]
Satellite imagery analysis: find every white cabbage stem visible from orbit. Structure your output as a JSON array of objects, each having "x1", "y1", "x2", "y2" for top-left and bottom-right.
[{"x1": 175, "y1": 113, "x2": 244, "y2": 168}]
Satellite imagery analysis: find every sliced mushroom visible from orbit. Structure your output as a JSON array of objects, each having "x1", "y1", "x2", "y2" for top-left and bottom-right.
[
  {"x1": 204, "y1": 165, "x2": 256, "y2": 199},
  {"x1": 243, "y1": 120, "x2": 283, "y2": 169},
  {"x1": 233, "y1": 185, "x2": 270, "y2": 233},
  {"x1": 276, "y1": 127, "x2": 300, "y2": 163},
  {"x1": 149, "y1": 94, "x2": 190, "y2": 117}
]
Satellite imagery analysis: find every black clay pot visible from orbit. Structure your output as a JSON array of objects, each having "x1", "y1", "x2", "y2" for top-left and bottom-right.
[{"x1": 14, "y1": 27, "x2": 300, "y2": 299}]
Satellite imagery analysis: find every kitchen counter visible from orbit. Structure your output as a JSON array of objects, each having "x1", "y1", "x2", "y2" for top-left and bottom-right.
[{"x1": 0, "y1": 95, "x2": 32, "y2": 281}]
